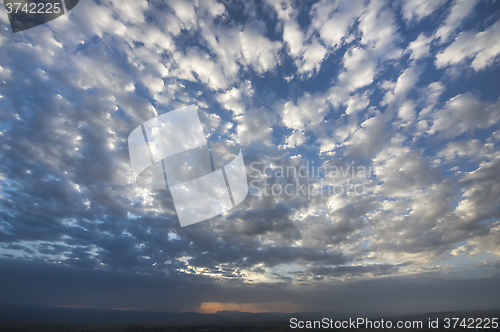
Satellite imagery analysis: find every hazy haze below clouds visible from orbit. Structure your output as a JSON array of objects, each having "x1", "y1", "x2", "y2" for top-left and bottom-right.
[{"x1": 0, "y1": 0, "x2": 499, "y2": 314}]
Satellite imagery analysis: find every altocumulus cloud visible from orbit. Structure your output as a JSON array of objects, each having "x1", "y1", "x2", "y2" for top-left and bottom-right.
[{"x1": 0, "y1": 0, "x2": 500, "y2": 313}]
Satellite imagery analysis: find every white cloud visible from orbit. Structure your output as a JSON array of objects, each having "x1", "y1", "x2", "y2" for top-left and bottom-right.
[
  {"x1": 400, "y1": 0, "x2": 447, "y2": 22},
  {"x1": 300, "y1": 38, "x2": 328, "y2": 74},
  {"x1": 338, "y1": 47, "x2": 377, "y2": 92},
  {"x1": 436, "y1": 20, "x2": 500, "y2": 71},
  {"x1": 310, "y1": 0, "x2": 365, "y2": 49},
  {"x1": 141, "y1": 74, "x2": 164, "y2": 100},
  {"x1": 166, "y1": 0, "x2": 224, "y2": 33},
  {"x1": 267, "y1": 0, "x2": 328, "y2": 76},
  {"x1": 461, "y1": 155, "x2": 500, "y2": 185},
  {"x1": 435, "y1": 0, "x2": 479, "y2": 42},
  {"x1": 345, "y1": 93, "x2": 370, "y2": 115},
  {"x1": 109, "y1": 0, "x2": 148, "y2": 24},
  {"x1": 71, "y1": 0, "x2": 125, "y2": 38},
  {"x1": 346, "y1": 113, "x2": 386, "y2": 158},
  {"x1": 0, "y1": 65, "x2": 11, "y2": 80},
  {"x1": 406, "y1": 33, "x2": 433, "y2": 60},
  {"x1": 492, "y1": 130, "x2": 500, "y2": 141},
  {"x1": 284, "y1": 130, "x2": 307, "y2": 149},
  {"x1": 201, "y1": 21, "x2": 281, "y2": 80},
  {"x1": 172, "y1": 48, "x2": 228, "y2": 90},
  {"x1": 280, "y1": 93, "x2": 329, "y2": 131},
  {"x1": 239, "y1": 22, "x2": 282, "y2": 74},
  {"x1": 168, "y1": 0, "x2": 197, "y2": 25},
  {"x1": 198, "y1": 0, "x2": 226, "y2": 18},
  {"x1": 359, "y1": 0, "x2": 402, "y2": 60},
  {"x1": 438, "y1": 139, "x2": 495, "y2": 162},
  {"x1": 216, "y1": 81, "x2": 254, "y2": 116},
  {"x1": 397, "y1": 101, "x2": 416, "y2": 123},
  {"x1": 447, "y1": 157, "x2": 500, "y2": 245},
  {"x1": 427, "y1": 93, "x2": 500, "y2": 138},
  {"x1": 235, "y1": 107, "x2": 277, "y2": 146},
  {"x1": 419, "y1": 81, "x2": 445, "y2": 118},
  {"x1": 283, "y1": 21, "x2": 304, "y2": 57},
  {"x1": 465, "y1": 222, "x2": 500, "y2": 257},
  {"x1": 383, "y1": 65, "x2": 421, "y2": 106},
  {"x1": 374, "y1": 149, "x2": 442, "y2": 199}
]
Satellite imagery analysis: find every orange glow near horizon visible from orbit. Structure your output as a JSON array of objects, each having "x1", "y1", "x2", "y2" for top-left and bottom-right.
[{"x1": 195, "y1": 302, "x2": 300, "y2": 314}]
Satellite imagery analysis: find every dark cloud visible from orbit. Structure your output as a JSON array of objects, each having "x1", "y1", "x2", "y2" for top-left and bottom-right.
[{"x1": 1, "y1": 259, "x2": 499, "y2": 313}]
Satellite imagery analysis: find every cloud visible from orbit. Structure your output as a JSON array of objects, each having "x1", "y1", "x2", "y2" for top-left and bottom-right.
[
  {"x1": 109, "y1": 0, "x2": 149, "y2": 24},
  {"x1": 406, "y1": 33, "x2": 434, "y2": 60},
  {"x1": 238, "y1": 22, "x2": 282, "y2": 74},
  {"x1": 235, "y1": 107, "x2": 277, "y2": 147},
  {"x1": 267, "y1": 0, "x2": 329, "y2": 76},
  {"x1": 427, "y1": 93, "x2": 500, "y2": 138},
  {"x1": 383, "y1": 65, "x2": 422, "y2": 106},
  {"x1": 300, "y1": 38, "x2": 328, "y2": 75},
  {"x1": 438, "y1": 139, "x2": 495, "y2": 162},
  {"x1": 310, "y1": 0, "x2": 365, "y2": 49},
  {"x1": 283, "y1": 20, "x2": 304, "y2": 57},
  {"x1": 359, "y1": 0, "x2": 402, "y2": 60},
  {"x1": 173, "y1": 48, "x2": 229, "y2": 90},
  {"x1": 167, "y1": 0, "x2": 197, "y2": 27},
  {"x1": 279, "y1": 92, "x2": 330, "y2": 132},
  {"x1": 400, "y1": 0, "x2": 447, "y2": 23},
  {"x1": 345, "y1": 93, "x2": 370, "y2": 116},
  {"x1": 165, "y1": 0, "x2": 225, "y2": 35},
  {"x1": 346, "y1": 113, "x2": 386, "y2": 159},
  {"x1": 1, "y1": 258, "x2": 500, "y2": 313},
  {"x1": 435, "y1": 0, "x2": 479, "y2": 42},
  {"x1": 216, "y1": 80, "x2": 254, "y2": 116},
  {"x1": 436, "y1": 20, "x2": 500, "y2": 70},
  {"x1": 284, "y1": 130, "x2": 307, "y2": 149},
  {"x1": 339, "y1": 47, "x2": 377, "y2": 92}
]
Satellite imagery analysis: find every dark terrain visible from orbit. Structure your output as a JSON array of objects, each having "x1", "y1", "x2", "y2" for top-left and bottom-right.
[{"x1": 0, "y1": 305, "x2": 498, "y2": 331}]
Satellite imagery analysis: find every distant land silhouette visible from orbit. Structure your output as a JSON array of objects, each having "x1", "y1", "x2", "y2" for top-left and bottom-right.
[{"x1": 0, "y1": 304, "x2": 498, "y2": 331}]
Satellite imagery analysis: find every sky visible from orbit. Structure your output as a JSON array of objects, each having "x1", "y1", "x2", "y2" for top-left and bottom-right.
[{"x1": 0, "y1": 0, "x2": 500, "y2": 315}]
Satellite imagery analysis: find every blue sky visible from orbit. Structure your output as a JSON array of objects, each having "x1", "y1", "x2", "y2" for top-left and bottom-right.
[{"x1": 0, "y1": 0, "x2": 500, "y2": 314}]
